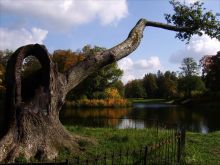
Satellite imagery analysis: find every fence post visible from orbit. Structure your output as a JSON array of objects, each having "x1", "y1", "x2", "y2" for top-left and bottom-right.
[
  {"x1": 180, "y1": 127, "x2": 186, "y2": 162},
  {"x1": 181, "y1": 127, "x2": 186, "y2": 151},
  {"x1": 77, "y1": 156, "x2": 80, "y2": 165},
  {"x1": 177, "y1": 130, "x2": 181, "y2": 163},
  {"x1": 65, "y1": 159, "x2": 69, "y2": 165},
  {"x1": 156, "y1": 120, "x2": 159, "y2": 135},
  {"x1": 112, "y1": 151, "x2": 114, "y2": 165},
  {"x1": 144, "y1": 146, "x2": 148, "y2": 165}
]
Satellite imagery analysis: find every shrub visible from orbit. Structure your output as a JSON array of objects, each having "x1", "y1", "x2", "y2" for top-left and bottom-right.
[{"x1": 65, "y1": 98, "x2": 131, "y2": 108}]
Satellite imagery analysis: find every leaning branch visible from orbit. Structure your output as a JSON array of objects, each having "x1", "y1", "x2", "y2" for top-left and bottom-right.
[{"x1": 64, "y1": 18, "x2": 192, "y2": 94}]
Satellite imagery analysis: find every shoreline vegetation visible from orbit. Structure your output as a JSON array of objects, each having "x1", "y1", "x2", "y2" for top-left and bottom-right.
[
  {"x1": 58, "y1": 126, "x2": 220, "y2": 164},
  {"x1": 64, "y1": 98, "x2": 176, "y2": 108},
  {"x1": 65, "y1": 98, "x2": 131, "y2": 108},
  {"x1": 65, "y1": 96, "x2": 220, "y2": 109},
  {"x1": 130, "y1": 98, "x2": 174, "y2": 104}
]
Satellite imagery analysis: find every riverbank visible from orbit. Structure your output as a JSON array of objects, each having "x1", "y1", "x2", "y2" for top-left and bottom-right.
[
  {"x1": 129, "y1": 98, "x2": 174, "y2": 104},
  {"x1": 65, "y1": 96, "x2": 220, "y2": 109},
  {"x1": 175, "y1": 97, "x2": 220, "y2": 108},
  {"x1": 65, "y1": 98, "x2": 175, "y2": 108},
  {"x1": 60, "y1": 126, "x2": 220, "y2": 164},
  {"x1": 65, "y1": 98, "x2": 131, "y2": 108},
  {"x1": 173, "y1": 91, "x2": 220, "y2": 108}
]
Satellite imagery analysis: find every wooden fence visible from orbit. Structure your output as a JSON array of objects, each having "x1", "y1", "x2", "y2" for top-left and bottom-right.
[{"x1": 67, "y1": 128, "x2": 185, "y2": 165}]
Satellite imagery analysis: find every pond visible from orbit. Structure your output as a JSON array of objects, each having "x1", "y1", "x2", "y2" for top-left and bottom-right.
[{"x1": 60, "y1": 103, "x2": 220, "y2": 134}]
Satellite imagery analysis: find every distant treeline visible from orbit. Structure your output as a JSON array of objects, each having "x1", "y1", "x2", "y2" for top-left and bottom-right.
[{"x1": 125, "y1": 53, "x2": 220, "y2": 99}]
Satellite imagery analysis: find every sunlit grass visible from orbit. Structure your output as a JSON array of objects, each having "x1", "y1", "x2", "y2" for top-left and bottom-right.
[
  {"x1": 63, "y1": 126, "x2": 220, "y2": 165},
  {"x1": 64, "y1": 126, "x2": 174, "y2": 160},
  {"x1": 185, "y1": 131, "x2": 220, "y2": 165}
]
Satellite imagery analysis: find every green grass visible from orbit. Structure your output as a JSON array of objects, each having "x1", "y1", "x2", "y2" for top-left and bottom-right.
[
  {"x1": 65, "y1": 126, "x2": 172, "y2": 160},
  {"x1": 63, "y1": 126, "x2": 220, "y2": 164},
  {"x1": 185, "y1": 131, "x2": 220, "y2": 165}
]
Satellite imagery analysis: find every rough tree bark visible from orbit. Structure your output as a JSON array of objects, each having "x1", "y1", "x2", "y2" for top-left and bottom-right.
[{"x1": 0, "y1": 19, "x2": 192, "y2": 162}]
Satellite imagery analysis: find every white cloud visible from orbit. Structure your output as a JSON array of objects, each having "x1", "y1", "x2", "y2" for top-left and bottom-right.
[
  {"x1": 118, "y1": 56, "x2": 161, "y2": 84},
  {"x1": 170, "y1": 34, "x2": 220, "y2": 64},
  {"x1": 0, "y1": 0, "x2": 128, "y2": 29},
  {"x1": 185, "y1": 0, "x2": 199, "y2": 4},
  {"x1": 178, "y1": 0, "x2": 202, "y2": 5},
  {"x1": 0, "y1": 27, "x2": 48, "y2": 50}
]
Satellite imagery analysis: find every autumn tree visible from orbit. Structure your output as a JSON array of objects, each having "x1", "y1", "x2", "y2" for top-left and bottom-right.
[
  {"x1": 200, "y1": 51, "x2": 220, "y2": 91},
  {"x1": 0, "y1": 50, "x2": 13, "y2": 88},
  {"x1": 111, "y1": 80, "x2": 125, "y2": 97},
  {"x1": 0, "y1": 0, "x2": 219, "y2": 162},
  {"x1": 52, "y1": 49, "x2": 85, "y2": 73},
  {"x1": 104, "y1": 87, "x2": 121, "y2": 99}
]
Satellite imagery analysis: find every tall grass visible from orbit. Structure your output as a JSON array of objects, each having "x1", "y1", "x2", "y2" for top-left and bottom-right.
[{"x1": 65, "y1": 98, "x2": 131, "y2": 108}]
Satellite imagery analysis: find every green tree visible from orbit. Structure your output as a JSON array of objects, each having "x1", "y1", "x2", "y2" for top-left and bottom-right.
[
  {"x1": 178, "y1": 75, "x2": 206, "y2": 97},
  {"x1": 156, "y1": 70, "x2": 165, "y2": 98},
  {"x1": 21, "y1": 56, "x2": 42, "y2": 79},
  {"x1": 156, "y1": 70, "x2": 178, "y2": 98},
  {"x1": 180, "y1": 57, "x2": 199, "y2": 76},
  {"x1": 163, "y1": 71, "x2": 178, "y2": 98},
  {"x1": 179, "y1": 57, "x2": 205, "y2": 97},
  {"x1": 125, "y1": 79, "x2": 146, "y2": 98},
  {"x1": 165, "y1": 0, "x2": 220, "y2": 42},
  {"x1": 143, "y1": 73, "x2": 158, "y2": 98},
  {"x1": 66, "y1": 46, "x2": 123, "y2": 100}
]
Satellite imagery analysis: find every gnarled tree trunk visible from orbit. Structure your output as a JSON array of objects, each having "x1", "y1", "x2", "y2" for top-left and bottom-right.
[
  {"x1": 0, "y1": 19, "x2": 190, "y2": 162},
  {"x1": 0, "y1": 44, "x2": 83, "y2": 161}
]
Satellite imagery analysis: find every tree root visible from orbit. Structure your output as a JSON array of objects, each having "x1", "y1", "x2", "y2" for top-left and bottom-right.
[{"x1": 0, "y1": 112, "x2": 96, "y2": 162}]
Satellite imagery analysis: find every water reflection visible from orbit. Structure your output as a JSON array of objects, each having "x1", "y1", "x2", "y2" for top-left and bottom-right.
[
  {"x1": 117, "y1": 118, "x2": 145, "y2": 129},
  {"x1": 199, "y1": 121, "x2": 209, "y2": 134},
  {"x1": 60, "y1": 103, "x2": 220, "y2": 133}
]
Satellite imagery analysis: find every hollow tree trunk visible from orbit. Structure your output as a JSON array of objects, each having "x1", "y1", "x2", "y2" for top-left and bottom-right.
[
  {"x1": 0, "y1": 19, "x2": 191, "y2": 162},
  {"x1": 0, "y1": 44, "x2": 84, "y2": 161}
]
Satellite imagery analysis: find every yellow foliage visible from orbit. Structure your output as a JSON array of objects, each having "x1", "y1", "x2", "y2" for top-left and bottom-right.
[
  {"x1": 104, "y1": 88, "x2": 121, "y2": 99},
  {"x1": 66, "y1": 98, "x2": 131, "y2": 108},
  {"x1": 52, "y1": 50, "x2": 85, "y2": 72}
]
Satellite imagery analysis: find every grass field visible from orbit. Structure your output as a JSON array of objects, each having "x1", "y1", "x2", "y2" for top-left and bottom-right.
[
  {"x1": 185, "y1": 131, "x2": 220, "y2": 164},
  {"x1": 65, "y1": 126, "x2": 170, "y2": 158},
  {"x1": 63, "y1": 126, "x2": 220, "y2": 164}
]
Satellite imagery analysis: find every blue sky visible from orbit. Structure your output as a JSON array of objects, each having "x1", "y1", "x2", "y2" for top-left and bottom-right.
[{"x1": 0, "y1": 0, "x2": 220, "y2": 83}]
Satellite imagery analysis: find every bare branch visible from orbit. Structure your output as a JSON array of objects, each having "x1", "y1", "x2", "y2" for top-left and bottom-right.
[
  {"x1": 146, "y1": 20, "x2": 192, "y2": 32},
  {"x1": 65, "y1": 18, "x2": 192, "y2": 94}
]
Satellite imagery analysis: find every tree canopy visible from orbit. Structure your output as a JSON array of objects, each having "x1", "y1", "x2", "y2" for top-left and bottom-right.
[
  {"x1": 180, "y1": 57, "x2": 199, "y2": 77},
  {"x1": 177, "y1": 57, "x2": 205, "y2": 97},
  {"x1": 61, "y1": 46, "x2": 124, "y2": 100},
  {"x1": 165, "y1": 0, "x2": 220, "y2": 42},
  {"x1": 200, "y1": 51, "x2": 220, "y2": 91}
]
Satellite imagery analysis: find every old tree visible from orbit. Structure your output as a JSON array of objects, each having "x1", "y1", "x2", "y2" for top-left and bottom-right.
[{"x1": 0, "y1": 0, "x2": 219, "y2": 162}]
